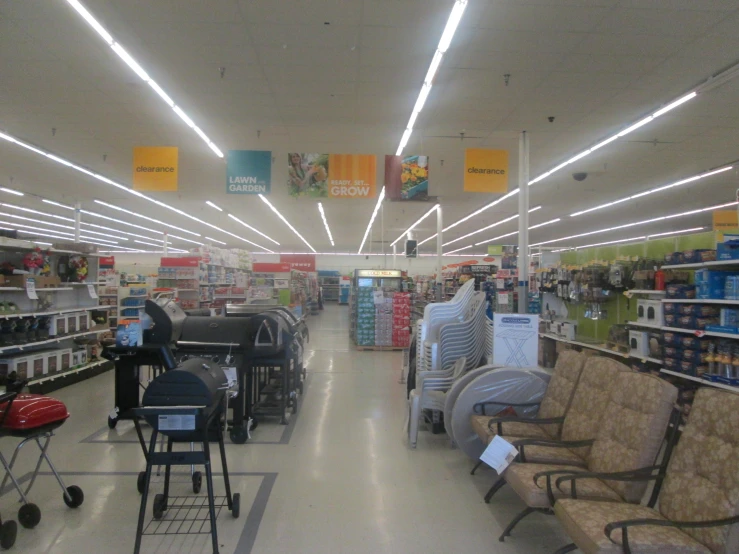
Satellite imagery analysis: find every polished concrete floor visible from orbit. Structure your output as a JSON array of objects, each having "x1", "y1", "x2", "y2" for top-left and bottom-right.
[{"x1": 0, "y1": 304, "x2": 571, "y2": 553}]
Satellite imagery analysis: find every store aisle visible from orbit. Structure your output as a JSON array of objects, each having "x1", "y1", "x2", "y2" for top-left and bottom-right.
[{"x1": 0, "y1": 305, "x2": 568, "y2": 553}]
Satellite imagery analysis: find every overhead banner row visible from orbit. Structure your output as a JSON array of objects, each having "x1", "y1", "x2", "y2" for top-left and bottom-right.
[{"x1": 132, "y1": 147, "x2": 508, "y2": 198}]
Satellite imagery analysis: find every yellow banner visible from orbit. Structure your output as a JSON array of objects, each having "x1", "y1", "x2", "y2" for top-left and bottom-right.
[
  {"x1": 713, "y1": 210, "x2": 738, "y2": 231},
  {"x1": 464, "y1": 149, "x2": 509, "y2": 193},
  {"x1": 133, "y1": 146, "x2": 178, "y2": 191}
]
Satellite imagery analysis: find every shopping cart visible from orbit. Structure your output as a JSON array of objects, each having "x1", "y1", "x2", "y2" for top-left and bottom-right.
[{"x1": 0, "y1": 387, "x2": 84, "y2": 533}]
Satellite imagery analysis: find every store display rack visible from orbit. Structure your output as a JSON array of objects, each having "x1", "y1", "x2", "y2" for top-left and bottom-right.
[
  {"x1": 0, "y1": 305, "x2": 113, "y2": 320},
  {"x1": 662, "y1": 260, "x2": 739, "y2": 270},
  {"x1": 660, "y1": 368, "x2": 738, "y2": 393},
  {"x1": 0, "y1": 326, "x2": 108, "y2": 355}
]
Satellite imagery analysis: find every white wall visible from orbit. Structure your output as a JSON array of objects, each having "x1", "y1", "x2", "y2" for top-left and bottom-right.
[{"x1": 106, "y1": 252, "x2": 501, "y2": 277}]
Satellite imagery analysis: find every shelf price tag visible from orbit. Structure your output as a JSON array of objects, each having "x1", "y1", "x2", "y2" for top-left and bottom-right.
[
  {"x1": 26, "y1": 278, "x2": 38, "y2": 300},
  {"x1": 87, "y1": 284, "x2": 98, "y2": 299},
  {"x1": 695, "y1": 330, "x2": 706, "y2": 337}
]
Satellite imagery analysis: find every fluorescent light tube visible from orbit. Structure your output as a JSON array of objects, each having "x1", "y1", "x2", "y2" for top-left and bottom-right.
[
  {"x1": 534, "y1": 201, "x2": 738, "y2": 246},
  {"x1": 412, "y1": 83, "x2": 432, "y2": 114},
  {"x1": 259, "y1": 195, "x2": 315, "y2": 252},
  {"x1": 0, "y1": 188, "x2": 23, "y2": 196},
  {"x1": 193, "y1": 126, "x2": 210, "y2": 143},
  {"x1": 424, "y1": 50, "x2": 444, "y2": 84},
  {"x1": 589, "y1": 134, "x2": 620, "y2": 153},
  {"x1": 570, "y1": 165, "x2": 733, "y2": 217},
  {"x1": 407, "y1": 110, "x2": 419, "y2": 131},
  {"x1": 134, "y1": 239, "x2": 165, "y2": 248},
  {"x1": 227, "y1": 214, "x2": 280, "y2": 245},
  {"x1": 205, "y1": 201, "x2": 223, "y2": 211},
  {"x1": 358, "y1": 187, "x2": 386, "y2": 253},
  {"x1": 317, "y1": 203, "x2": 335, "y2": 246},
  {"x1": 648, "y1": 227, "x2": 704, "y2": 239},
  {"x1": 437, "y1": 0, "x2": 468, "y2": 53},
  {"x1": 111, "y1": 43, "x2": 150, "y2": 81},
  {"x1": 42, "y1": 199, "x2": 74, "y2": 210},
  {"x1": 618, "y1": 116, "x2": 653, "y2": 137},
  {"x1": 65, "y1": 0, "x2": 113, "y2": 44},
  {"x1": 208, "y1": 143, "x2": 224, "y2": 158},
  {"x1": 94, "y1": 200, "x2": 201, "y2": 236},
  {"x1": 205, "y1": 236, "x2": 227, "y2": 245},
  {"x1": 167, "y1": 234, "x2": 204, "y2": 246},
  {"x1": 172, "y1": 106, "x2": 195, "y2": 128},
  {"x1": 652, "y1": 92, "x2": 697, "y2": 118},
  {"x1": 391, "y1": 204, "x2": 439, "y2": 246},
  {"x1": 147, "y1": 80, "x2": 175, "y2": 107}
]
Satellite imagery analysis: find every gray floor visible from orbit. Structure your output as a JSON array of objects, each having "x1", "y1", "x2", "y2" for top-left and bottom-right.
[{"x1": 0, "y1": 304, "x2": 571, "y2": 553}]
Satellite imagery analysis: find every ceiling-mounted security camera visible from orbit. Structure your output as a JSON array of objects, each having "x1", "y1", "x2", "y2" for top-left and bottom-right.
[
  {"x1": 548, "y1": 116, "x2": 555, "y2": 123},
  {"x1": 573, "y1": 172, "x2": 588, "y2": 182}
]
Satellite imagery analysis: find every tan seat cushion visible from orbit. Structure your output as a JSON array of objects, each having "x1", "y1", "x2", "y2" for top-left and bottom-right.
[
  {"x1": 506, "y1": 436, "x2": 587, "y2": 466},
  {"x1": 537, "y1": 350, "x2": 586, "y2": 436},
  {"x1": 555, "y1": 499, "x2": 711, "y2": 554},
  {"x1": 505, "y1": 463, "x2": 621, "y2": 508},
  {"x1": 469, "y1": 415, "x2": 551, "y2": 443}
]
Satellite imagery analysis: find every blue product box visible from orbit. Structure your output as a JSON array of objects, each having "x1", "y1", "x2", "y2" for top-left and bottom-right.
[
  {"x1": 720, "y1": 308, "x2": 739, "y2": 327},
  {"x1": 116, "y1": 321, "x2": 142, "y2": 347},
  {"x1": 717, "y1": 234, "x2": 739, "y2": 260}
]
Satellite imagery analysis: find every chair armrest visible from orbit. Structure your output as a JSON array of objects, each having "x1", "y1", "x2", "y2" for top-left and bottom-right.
[
  {"x1": 513, "y1": 438, "x2": 594, "y2": 464},
  {"x1": 605, "y1": 515, "x2": 739, "y2": 553},
  {"x1": 531, "y1": 468, "x2": 585, "y2": 506},
  {"x1": 554, "y1": 466, "x2": 662, "y2": 500},
  {"x1": 473, "y1": 400, "x2": 542, "y2": 416},
  {"x1": 487, "y1": 416, "x2": 564, "y2": 436}
]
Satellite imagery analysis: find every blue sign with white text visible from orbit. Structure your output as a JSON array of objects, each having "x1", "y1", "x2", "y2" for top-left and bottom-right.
[{"x1": 227, "y1": 150, "x2": 271, "y2": 194}]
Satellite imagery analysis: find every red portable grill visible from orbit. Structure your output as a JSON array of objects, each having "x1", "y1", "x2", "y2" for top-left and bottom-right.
[{"x1": 0, "y1": 390, "x2": 84, "y2": 533}]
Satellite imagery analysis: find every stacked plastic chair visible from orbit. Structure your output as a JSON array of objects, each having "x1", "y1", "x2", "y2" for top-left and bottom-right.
[
  {"x1": 484, "y1": 315, "x2": 494, "y2": 364},
  {"x1": 435, "y1": 292, "x2": 487, "y2": 371},
  {"x1": 407, "y1": 357, "x2": 467, "y2": 448}
]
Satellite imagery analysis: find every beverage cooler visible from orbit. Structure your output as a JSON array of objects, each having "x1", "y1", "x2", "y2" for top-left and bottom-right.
[{"x1": 350, "y1": 269, "x2": 409, "y2": 348}]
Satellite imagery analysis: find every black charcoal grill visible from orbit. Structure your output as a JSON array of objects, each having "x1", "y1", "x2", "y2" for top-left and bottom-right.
[{"x1": 133, "y1": 357, "x2": 239, "y2": 554}]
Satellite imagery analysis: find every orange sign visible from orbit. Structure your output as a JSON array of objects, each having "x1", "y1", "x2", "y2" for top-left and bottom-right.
[
  {"x1": 328, "y1": 154, "x2": 377, "y2": 198},
  {"x1": 133, "y1": 146, "x2": 178, "y2": 191},
  {"x1": 713, "y1": 210, "x2": 738, "y2": 231},
  {"x1": 464, "y1": 149, "x2": 509, "y2": 193}
]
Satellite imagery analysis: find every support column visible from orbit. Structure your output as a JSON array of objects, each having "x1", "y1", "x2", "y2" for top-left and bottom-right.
[
  {"x1": 436, "y1": 205, "x2": 443, "y2": 302},
  {"x1": 392, "y1": 243, "x2": 397, "y2": 269},
  {"x1": 163, "y1": 233, "x2": 169, "y2": 255},
  {"x1": 74, "y1": 202, "x2": 81, "y2": 242},
  {"x1": 382, "y1": 204, "x2": 386, "y2": 268},
  {"x1": 517, "y1": 131, "x2": 530, "y2": 314}
]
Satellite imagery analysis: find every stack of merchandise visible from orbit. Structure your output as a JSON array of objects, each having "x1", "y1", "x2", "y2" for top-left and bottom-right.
[
  {"x1": 375, "y1": 294, "x2": 393, "y2": 347},
  {"x1": 356, "y1": 287, "x2": 375, "y2": 346},
  {"x1": 392, "y1": 292, "x2": 411, "y2": 347}
]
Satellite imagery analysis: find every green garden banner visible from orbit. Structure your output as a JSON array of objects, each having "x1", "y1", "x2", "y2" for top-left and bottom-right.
[{"x1": 227, "y1": 150, "x2": 271, "y2": 194}]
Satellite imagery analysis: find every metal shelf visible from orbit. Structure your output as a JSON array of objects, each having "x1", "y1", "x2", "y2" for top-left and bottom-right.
[
  {"x1": 0, "y1": 305, "x2": 114, "y2": 320},
  {"x1": 629, "y1": 354, "x2": 662, "y2": 364},
  {"x1": 662, "y1": 260, "x2": 739, "y2": 270},
  {"x1": 538, "y1": 333, "x2": 629, "y2": 359},
  {"x1": 626, "y1": 290, "x2": 665, "y2": 296},
  {"x1": 30, "y1": 359, "x2": 109, "y2": 386},
  {"x1": 660, "y1": 369, "x2": 739, "y2": 393},
  {"x1": 0, "y1": 287, "x2": 74, "y2": 292},
  {"x1": 0, "y1": 326, "x2": 108, "y2": 354},
  {"x1": 661, "y1": 298, "x2": 739, "y2": 305},
  {"x1": 627, "y1": 321, "x2": 663, "y2": 329},
  {"x1": 661, "y1": 326, "x2": 739, "y2": 339}
]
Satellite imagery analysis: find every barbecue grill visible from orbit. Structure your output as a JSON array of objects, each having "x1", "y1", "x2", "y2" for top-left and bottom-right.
[
  {"x1": 0, "y1": 389, "x2": 84, "y2": 540},
  {"x1": 133, "y1": 357, "x2": 239, "y2": 554}
]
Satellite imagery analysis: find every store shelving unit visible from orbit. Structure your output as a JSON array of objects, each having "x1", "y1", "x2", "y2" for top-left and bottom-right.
[
  {"x1": 662, "y1": 260, "x2": 739, "y2": 270},
  {"x1": 660, "y1": 368, "x2": 738, "y2": 392},
  {"x1": 538, "y1": 332, "x2": 629, "y2": 359},
  {"x1": 0, "y1": 239, "x2": 113, "y2": 391}
]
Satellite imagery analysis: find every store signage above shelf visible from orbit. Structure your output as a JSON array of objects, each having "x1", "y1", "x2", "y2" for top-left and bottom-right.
[
  {"x1": 357, "y1": 270, "x2": 402, "y2": 278},
  {"x1": 132, "y1": 146, "x2": 178, "y2": 191},
  {"x1": 227, "y1": 150, "x2": 271, "y2": 194}
]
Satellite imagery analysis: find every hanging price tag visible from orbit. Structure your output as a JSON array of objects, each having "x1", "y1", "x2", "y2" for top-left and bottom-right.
[
  {"x1": 26, "y1": 278, "x2": 38, "y2": 300},
  {"x1": 87, "y1": 284, "x2": 98, "y2": 299}
]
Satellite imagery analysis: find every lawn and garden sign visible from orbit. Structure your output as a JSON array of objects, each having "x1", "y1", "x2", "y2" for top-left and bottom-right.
[{"x1": 227, "y1": 150, "x2": 272, "y2": 194}]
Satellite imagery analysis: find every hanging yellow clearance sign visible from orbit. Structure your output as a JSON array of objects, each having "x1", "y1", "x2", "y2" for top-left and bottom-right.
[
  {"x1": 464, "y1": 149, "x2": 509, "y2": 193},
  {"x1": 133, "y1": 146, "x2": 178, "y2": 191},
  {"x1": 713, "y1": 210, "x2": 738, "y2": 231}
]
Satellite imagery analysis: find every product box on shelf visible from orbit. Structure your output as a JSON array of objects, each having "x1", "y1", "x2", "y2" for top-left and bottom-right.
[
  {"x1": 72, "y1": 349, "x2": 87, "y2": 367},
  {"x1": 665, "y1": 284, "x2": 696, "y2": 299},
  {"x1": 46, "y1": 350, "x2": 59, "y2": 374},
  {"x1": 678, "y1": 304, "x2": 719, "y2": 317},
  {"x1": 704, "y1": 324, "x2": 739, "y2": 335},
  {"x1": 695, "y1": 269, "x2": 739, "y2": 299},
  {"x1": 77, "y1": 311, "x2": 89, "y2": 331},
  {"x1": 629, "y1": 330, "x2": 650, "y2": 357},
  {"x1": 717, "y1": 234, "x2": 739, "y2": 260},
  {"x1": 59, "y1": 348, "x2": 72, "y2": 371},
  {"x1": 720, "y1": 308, "x2": 739, "y2": 327},
  {"x1": 50, "y1": 314, "x2": 67, "y2": 336},
  {"x1": 0, "y1": 354, "x2": 30, "y2": 381},
  {"x1": 67, "y1": 313, "x2": 78, "y2": 334},
  {"x1": 2, "y1": 275, "x2": 61, "y2": 289}
]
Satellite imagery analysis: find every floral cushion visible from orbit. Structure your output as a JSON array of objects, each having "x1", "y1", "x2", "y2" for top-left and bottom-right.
[
  {"x1": 659, "y1": 388, "x2": 739, "y2": 553},
  {"x1": 587, "y1": 372, "x2": 678, "y2": 502},
  {"x1": 554, "y1": 499, "x2": 711, "y2": 554},
  {"x1": 537, "y1": 350, "x2": 586, "y2": 436},
  {"x1": 560, "y1": 357, "x2": 632, "y2": 459},
  {"x1": 469, "y1": 415, "x2": 551, "y2": 443},
  {"x1": 505, "y1": 463, "x2": 621, "y2": 508}
]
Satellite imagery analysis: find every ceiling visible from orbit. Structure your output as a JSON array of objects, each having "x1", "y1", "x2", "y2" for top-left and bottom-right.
[{"x1": 0, "y1": 0, "x2": 738, "y2": 255}]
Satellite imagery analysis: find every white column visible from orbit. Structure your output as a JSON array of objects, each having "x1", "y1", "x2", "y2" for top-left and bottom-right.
[
  {"x1": 517, "y1": 131, "x2": 530, "y2": 313},
  {"x1": 74, "y1": 202, "x2": 81, "y2": 242},
  {"x1": 382, "y1": 203, "x2": 386, "y2": 268},
  {"x1": 163, "y1": 233, "x2": 169, "y2": 255},
  {"x1": 393, "y1": 243, "x2": 397, "y2": 269},
  {"x1": 436, "y1": 205, "x2": 443, "y2": 301}
]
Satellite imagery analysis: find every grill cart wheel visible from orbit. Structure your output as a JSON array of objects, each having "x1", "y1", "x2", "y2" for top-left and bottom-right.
[
  {"x1": 152, "y1": 494, "x2": 166, "y2": 520},
  {"x1": 0, "y1": 520, "x2": 16, "y2": 550},
  {"x1": 63, "y1": 486, "x2": 84, "y2": 508},
  {"x1": 192, "y1": 471, "x2": 202, "y2": 494},
  {"x1": 232, "y1": 493, "x2": 240, "y2": 518},
  {"x1": 137, "y1": 472, "x2": 146, "y2": 494},
  {"x1": 229, "y1": 426, "x2": 248, "y2": 444},
  {"x1": 18, "y1": 504, "x2": 40, "y2": 529},
  {"x1": 107, "y1": 415, "x2": 118, "y2": 429}
]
